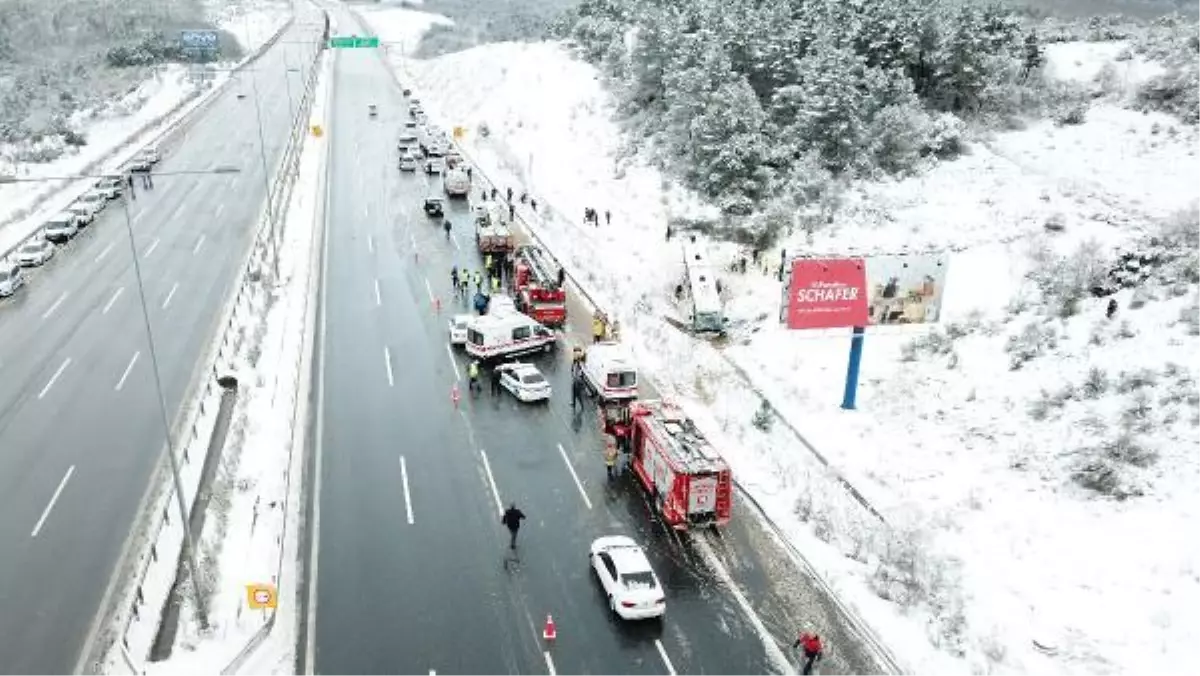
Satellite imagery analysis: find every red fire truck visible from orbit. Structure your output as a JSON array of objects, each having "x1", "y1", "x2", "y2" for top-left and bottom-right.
[
  {"x1": 513, "y1": 245, "x2": 567, "y2": 327},
  {"x1": 628, "y1": 400, "x2": 733, "y2": 530}
]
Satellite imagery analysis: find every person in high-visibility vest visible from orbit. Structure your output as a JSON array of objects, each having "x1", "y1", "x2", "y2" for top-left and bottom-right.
[
  {"x1": 468, "y1": 361, "x2": 480, "y2": 393},
  {"x1": 604, "y1": 441, "x2": 618, "y2": 480},
  {"x1": 484, "y1": 254, "x2": 493, "y2": 274},
  {"x1": 592, "y1": 314, "x2": 605, "y2": 344},
  {"x1": 491, "y1": 275, "x2": 501, "y2": 293},
  {"x1": 473, "y1": 271, "x2": 482, "y2": 291}
]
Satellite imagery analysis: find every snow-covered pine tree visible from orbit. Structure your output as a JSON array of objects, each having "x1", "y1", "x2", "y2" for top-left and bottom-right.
[
  {"x1": 784, "y1": 32, "x2": 871, "y2": 172},
  {"x1": 688, "y1": 74, "x2": 770, "y2": 204}
]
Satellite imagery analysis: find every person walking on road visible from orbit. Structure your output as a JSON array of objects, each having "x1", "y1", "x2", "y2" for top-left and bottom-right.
[
  {"x1": 571, "y1": 369, "x2": 586, "y2": 411},
  {"x1": 490, "y1": 365, "x2": 503, "y2": 396},
  {"x1": 604, "y1": 209, "x2": 611, "y2": 226},
  {"x1": 468, "y1": 360, "x2": 481, "y2": 394},
  {"x1": 793, "y1": 632, "x2": 823, "y2": 675},
  {"x1": 501, "y1": 503, "x2": 526, "y2": 549},
  {"x1": 506, "y1": 186, "x2": 513, "y2": 202},
  {"x1": 604, "y1": 440, "x2": 618, "y2": 479},
  {"x1": 459, "y1": 276, "x2": 470, "y2": 299},
  {"x1": 451, "y1": 266, "x2": 460, "y2": 292},
  {"x1": 126, "y1": 173, "x2": 136, "y2": 200}
]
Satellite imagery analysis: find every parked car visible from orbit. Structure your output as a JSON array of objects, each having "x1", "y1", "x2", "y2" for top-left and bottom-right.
[
  {"x1": 497, "y1": 362, "x2": 552, "y2": 402},
  {"x1": 424, "y1": 156, "x2": 445, "y2": 175},
  {"x1": 94, "y1": 177, "x2": 123, "y2": 199},
  {"x1": 0, "y1": 262, "x2": 24, "y2": 297},
  {"x1": 398, "y1": 153, "x2": 418, "y2": 172},
  {"x1": 67, "y1": 200, "x2": 101, "y2": 226},
  {"x1": 448, "y1": 315, "x2": 471, "y2": 345},
  {"x1": 589, "y1": 536, "x2": 666, "y2": 620},
  {"x1": 369, "y1": 104, "x2": 378, "y2": 117},
  {"x1": 138, "y1": 147, "x2": 161, "y2": 164},
  {"x1": 42, "y1": 213, "x2": 80, "y2": 243},
  {"x1": 125, "y1": 157, "x2": 151, "y2": 173},
  {"x1": 76, "y1": 190, "x2": 108, "y2": 214},
  {"x1": 15, "y1": 238, "x2": 55, "y2": 267}
]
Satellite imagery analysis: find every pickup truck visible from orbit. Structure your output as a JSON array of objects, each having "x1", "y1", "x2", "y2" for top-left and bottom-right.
[{"x1": 474, "y1": 203, "x2": 513, "y2": 253}]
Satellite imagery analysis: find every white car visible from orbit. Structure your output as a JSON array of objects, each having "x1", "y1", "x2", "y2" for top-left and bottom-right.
[
  {"x1": 77, "y1": 190, "x2": 109, "y2": 213},
  {"x1": 497, "y1": 362, "x2": 551, "y2": 402},
  {"x1": 43, "y1": 213, "x2": 80, "y2": 243},
  {"x1": 67, "y1": 200, "x2": 101, "y2": 225},
  {"x1": 399, "y1": 153, "x2": 418, "y2": 172},
  {"x1": 16, "y1": 238, "x2": 55, "y2": 267},
  {"x1": 0, "y1": 262, "x2": 24, "y2": 297},
  {"x1": 424, "y1": 156, "x2": 445, "y2": 175},
  {"x1": 589, "y1": 536, "x2": 666, "y2": 620},
  {"x1": 138, "y1": 147, "x2": 161, "y2": 164},
  {"x1": 448, "y1": 314, "x2": 471, "y2": 345},
  {"x1": 93, "y1": 177, "x2": 123, "y2": 199}
]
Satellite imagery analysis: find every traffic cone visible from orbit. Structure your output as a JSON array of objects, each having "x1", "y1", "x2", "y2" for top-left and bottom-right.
[
  {"x1": 434, "y1": 297, "x2": 441, "y2": 313},
  {"x1": 542, "y1": 614, "x2": 556, "y2": 641}
]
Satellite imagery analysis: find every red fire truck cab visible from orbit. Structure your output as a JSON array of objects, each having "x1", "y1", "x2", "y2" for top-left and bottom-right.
[
  {"x1": 629, "y1": 400, "x2": 733, "y2": 530},
  {"x1": 513, "y1": 245, "x2": 567, "y2": 327}
]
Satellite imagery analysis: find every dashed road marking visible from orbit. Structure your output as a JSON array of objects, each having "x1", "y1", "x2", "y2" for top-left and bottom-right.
[
  {"x1": 423, "y1": 277, "x2": 434, "y2": 304},
  {"x1": 193, "y1": 234, "x2": 206, "y2": 255},
  {"x1": 142, "y1": 237, "x2": 159, "y2": 258},
  {"x1": 557, "y1": 443, "x2": 592, "y2": 510},
  {"x1": 543, "y1": 651, "x2": 557, "y2": 676},
  {"x1": 374, "y1": 279, "x2": 382, "y2": 306},
  {"x1": 38, "y1": 358, "x2": 71, "y2": 400},
  {"x1": 655, "y1": 639, "x2": 678, "y2": 676},
  {"x1": 400, "y1": 456, "x2": 414, "y2": 525},
  {"x1": 368, "y1": 235, "x2": 374, "y2": 253},
  {"x1": 445, "y1": 343, "x2": 461, "y2": 381},
  {"x1": 102, "y1": 286, "x2": 124, "y2": 315},
  {"x1": 115, "y1": 351, "x2": 140, "y2": 391},
  {"x1": 162, "y1": 282, "x2": 179, "y2": 310},
  {"x1": 42, "y1": 291, "x2": 67, "y2": 320},
  {"x1": 384, "y1": 346, "x2": 394, "y2": 387},
  {"x1": 31, "y1": 465, "x2": 74, "y2": 538},
  {"x1": 95, "y1": 242, "x2": 114, "y2": 263},
  {"x1": 479, "y1": 449, "x2": 503, "y2": 516}
]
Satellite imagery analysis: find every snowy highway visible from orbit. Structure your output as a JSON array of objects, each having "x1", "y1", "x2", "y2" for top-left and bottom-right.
[
  {"x1": 0, "y1": 13, "x2": 320, "y2": 674},
  {"x1": 302, "y1": 20, "x2": 889, "y2": 675}
]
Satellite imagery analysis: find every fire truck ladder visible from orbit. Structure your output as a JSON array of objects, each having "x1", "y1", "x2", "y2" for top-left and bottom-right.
[
  {"x1": 652, "y1": 405, "x2": 724, "y2": 475},
  {"x1": 519, "y1": 245, "x2": 558, "y2": 287}
]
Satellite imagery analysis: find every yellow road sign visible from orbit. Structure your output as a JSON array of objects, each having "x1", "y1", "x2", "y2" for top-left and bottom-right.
[
  {"x1": 311, "y1": 124, "x2": 324, "y2": 137},
  {"x1": 452, "y1": 126, "x2": 465, "y2": 139},
  {"x1": 246, "y1": 583, "x2": 278, "y2": 610}
]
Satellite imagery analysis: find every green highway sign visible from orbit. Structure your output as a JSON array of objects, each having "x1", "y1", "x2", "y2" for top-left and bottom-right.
[{"x1": 328, "y1": 35, "x2": 379, "y2": 49}]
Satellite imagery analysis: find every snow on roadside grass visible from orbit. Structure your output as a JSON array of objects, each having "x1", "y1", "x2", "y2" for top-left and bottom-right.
[
  {"x1": 145, "y1": 47, "x2": 327, "y2": 676},
  {"x1": 366, "y1": 7, "x2": 1200, "y2": 673},
  {"x1": 213, "y1": 0, "x2": 295, "y2": 53}
]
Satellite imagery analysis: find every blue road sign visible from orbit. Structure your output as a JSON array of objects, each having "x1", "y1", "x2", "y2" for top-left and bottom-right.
[{"x1": 180, "y1": 30, "x2": 219, "y2": 50}]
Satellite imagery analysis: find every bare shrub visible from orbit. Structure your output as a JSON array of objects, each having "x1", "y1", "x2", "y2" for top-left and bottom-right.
[
  {"x1": 1053, "y1": 101, "x2": 1088, "y2": 126},
  {"x1": 1027, "y1": 239, "x2": 1109, "y2": 318},
  {"x1": 1028, "y1": 389, "x2": 1054, "y2": 421},
  {"x1": 1081, "y1": 366, "x2": 1109, "y2": 399},
  {"x1": 1116, "y1": 319, "x2": 1137, "y2": 339},
  {"x1": 751, "y1": 398, "x2": 772, "y2": 432},
  {"x1": 1005, "y1": 321, "x2": 1058, "y2": 370},
  {"x1": 1105, "y1": 430, "x2": 1157, "y2": 467},
  {"x1": 1179, "y1": 303, "x2": 1200, "y2": 336},
  {"x1": 869, "y1": 526, "x2": 941, "y2": 607},
  {"x1": 1116, "y1": 368, "x2": 1159, "y2": 393},
  {"x1": 1129, "y1": 286, "x2": 1154, "y2": 309},
  {"x1": 1120, "y1": 391, "x2": 1155, "y2": 434}
]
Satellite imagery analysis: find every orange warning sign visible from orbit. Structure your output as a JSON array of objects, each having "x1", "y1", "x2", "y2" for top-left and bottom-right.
[{"x1": 246, "y1": 583, "x2": 278, "y2": 610}]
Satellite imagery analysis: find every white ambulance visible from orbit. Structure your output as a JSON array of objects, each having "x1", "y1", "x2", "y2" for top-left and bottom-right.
[
  {"x1": 464, "y1": 311, "x2": 556, "y2": 361},
  {"x1": 580, "y1": 341, "x2": 639, "y2": 400}
]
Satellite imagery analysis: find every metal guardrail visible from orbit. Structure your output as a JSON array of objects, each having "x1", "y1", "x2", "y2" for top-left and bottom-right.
[
  {"x1": 95, "y1": 12, "x2": 328, "y2": 674},
  {"x1": 0, "y1": 13, "x2": 299, "y2": 264},
  {"x1": 345, "y1": 11, "x2": 905, "y2": 673}
]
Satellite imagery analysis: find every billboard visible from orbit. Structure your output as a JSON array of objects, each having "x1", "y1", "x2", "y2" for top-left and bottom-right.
[{"x1": 780, "y1": 254, "x2": 949, "y2": 330}]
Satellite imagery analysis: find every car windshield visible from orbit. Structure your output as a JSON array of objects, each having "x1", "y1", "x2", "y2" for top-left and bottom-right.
[
  {"x1": 521, "y1": 373, "x2": 545, "y2": 385},
  {"x1": 620, "y1": 571, "x2": 656, "y2": 590},
  {"x1": 20, "y1": 242, "x2": 43, "y2": 252},
  {"x1": 606, "y1": 370, "x2": 637, "y2": 388}
]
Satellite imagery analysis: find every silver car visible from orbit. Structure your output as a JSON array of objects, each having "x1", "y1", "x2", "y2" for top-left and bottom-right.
[{"x1": 16, "y1": 239, "x2": 55, "y2": 267}]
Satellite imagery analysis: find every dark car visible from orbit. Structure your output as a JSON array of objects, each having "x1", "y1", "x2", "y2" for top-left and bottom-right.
[{"x1": 423, "y1": 197, "x2": 444, "y2": 217}]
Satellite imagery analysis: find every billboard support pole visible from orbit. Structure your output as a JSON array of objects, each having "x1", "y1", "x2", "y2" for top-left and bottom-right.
[{"x1": 841, "y1": 326, "x2": 865, "y2": 410}]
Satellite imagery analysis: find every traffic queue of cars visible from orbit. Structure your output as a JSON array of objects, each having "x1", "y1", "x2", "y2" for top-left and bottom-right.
[{"x1": 0, "y1": 147, "x2": 160, "y2": 300}]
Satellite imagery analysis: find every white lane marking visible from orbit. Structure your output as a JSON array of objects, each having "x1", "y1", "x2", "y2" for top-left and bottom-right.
[
  {"x1": 192, "y1": 234, "x2": 206, "y2": 255},
  {"x1": 451, "y1": 234, "x2": 460, "y2": 251},
  {"x1": 143, "y1": 238, "x2": 160, "y2": 258},
  {"x1": 363, "y1": 204, "x2": 369, "y2": 218},
  {"x1": 95, "y1": 242, "x2": 114, "y2": 263},
  {"x1": 102, "y1": 286, "x2": 124, "y2": 315},
  {"x1": 384, "y1": 346, "x2": 394, "y2": 387},
  {"x1": 695, "y1": 537, "x2": 795, "y2": 674},
  {"x1": 409, "y1": 232, "x2": 416, "y2": 251},
  {"x1": 557, "y1": 443, "x2": 593, "y2": 510},
  {"x1": 479, "y1": 450, "x2": 503, "y2": 517},
  {"x1": 423, "y1": 277, "x2": 434, "y2": 303},
  {"x1": 37, "y1": 358, "x2": 71, "y2": 400},
  {"x1": 368, "y1": 235, "x2": 374, "y2": 253},
  {"x1": 400, "y1": 456, "x2": 414, "y2": 525},
  {"x1": 31, "y1": 465, "x2": 75, "y2": 538},
  {"x1": 42, "y1": 291, "x2": 67, "y2": 320},
  {"x1": 162, "y1": 282, "x2": 179, "y2": 310},
  {"x1": 543, "y1": 651, "x2": 557, "y2": 676},
  {"x1": 115, "y1": 351, "x2": 140, "y2": 391},
  {"x1": 216, "y1": 203, "x2": 225, "y2": 219},
  {"x1": 445, "y1": 343, "x2": 461, "y2": 381},
  {"x1": 374, "y1": 279, "x2": 382, "y2": 306},
  {"x1": 655, "y1": 639, "x2": 678, "y2": 676}
]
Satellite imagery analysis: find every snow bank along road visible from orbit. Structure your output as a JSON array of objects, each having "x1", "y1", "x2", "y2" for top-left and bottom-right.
[
  {"x1": 300, "y1": 17, "x2": 888, "y2": 675},
  {"x1": 0, "y1": 11, "x2": 322, "y2": 674}
]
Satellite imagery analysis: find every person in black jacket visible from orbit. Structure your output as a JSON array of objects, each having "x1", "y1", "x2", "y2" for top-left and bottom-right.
[
  {"x1": 571, "y1": 370, "x2": 586, "y2": 411},
  {"x1": 490, "y1": 365, "x2": 504, "y2": 396},
  {"x1": 501, "y1": 503, "x2": 526, "y2": 549}
]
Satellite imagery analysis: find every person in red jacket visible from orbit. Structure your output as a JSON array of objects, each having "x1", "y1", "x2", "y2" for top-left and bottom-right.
[{"x1": 793, "y1": 631, "x2": 823, "y2": 675}]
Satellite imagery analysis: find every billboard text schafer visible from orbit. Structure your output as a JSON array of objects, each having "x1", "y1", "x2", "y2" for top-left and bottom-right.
[{"x1": 781, "y1": 254, "x2": 948, "y2": 330}]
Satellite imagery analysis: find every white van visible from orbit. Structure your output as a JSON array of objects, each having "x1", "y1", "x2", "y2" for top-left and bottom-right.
[
  {"x1": 0, "y1": 262, "x2": 25, "y2": 297},
  {"x1": 580, "y1": 341, "x2": 639, "y2": 400},
  {"x1": 465, "y1": 311, "x2": 556, "y2": 361}
]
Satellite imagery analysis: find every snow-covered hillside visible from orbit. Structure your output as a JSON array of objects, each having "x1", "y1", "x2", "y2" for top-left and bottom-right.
[{"x1": 364, "y1": 6, "x2": 1200, "y2": 674}]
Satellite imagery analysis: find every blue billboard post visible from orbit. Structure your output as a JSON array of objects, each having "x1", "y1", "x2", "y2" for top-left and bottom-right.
[{"x1": 841, "y1": 326, "x2": 866, "y2": 410}]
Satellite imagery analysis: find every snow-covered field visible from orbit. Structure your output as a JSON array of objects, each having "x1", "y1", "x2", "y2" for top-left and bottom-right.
[
  {"x1": 0, "y1": 0, "x2": 293, "y2": 249},
  {"x1": 144, "y1": 43, "x2": 328, "y2": 676},
  {"x1": 365, "y1": 6, "x2": 1200, "y2": 674}
]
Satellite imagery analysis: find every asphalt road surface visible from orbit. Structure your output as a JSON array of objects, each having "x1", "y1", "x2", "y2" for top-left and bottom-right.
[
  {"x1": 0, "y1": 13, "x2": 323, "y2": 674},
  {"x1": 307, "y1": 21, "x2": 890, "y2": 675}
]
